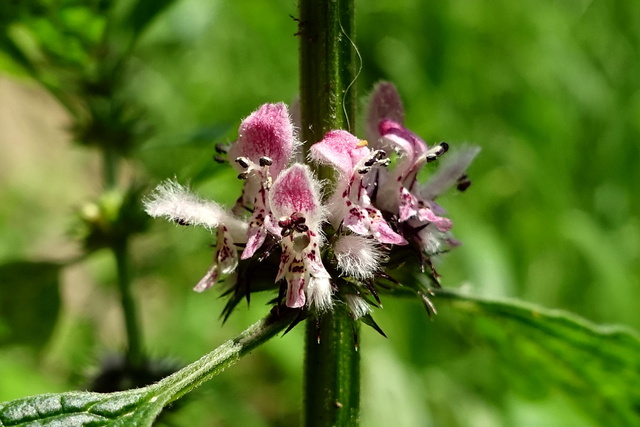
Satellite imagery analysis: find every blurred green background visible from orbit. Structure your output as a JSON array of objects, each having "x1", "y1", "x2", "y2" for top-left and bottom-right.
[{"x1": 1, "y1": 0, "x2": 639, "y2": 425}]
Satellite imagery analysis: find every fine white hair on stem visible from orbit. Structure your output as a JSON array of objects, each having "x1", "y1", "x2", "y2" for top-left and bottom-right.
[
  {"x1": 345, "y1": 294, "x2": 371, "y2": 319},
  {"x1": 420, "y1": 146, "x2": 480, "y2": 200},
  {"x1": 144, "y1": 180, "x2": 247, "y2": 241},
  {"x1": 333, "y1": 235, "x2": 383, "y2": 279}
]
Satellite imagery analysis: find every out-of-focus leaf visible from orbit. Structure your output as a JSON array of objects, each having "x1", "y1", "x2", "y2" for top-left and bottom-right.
[
  {"x1": 435, "y1": 289, "x2": 640, "y2": 427},
  {"x1": 0, "y1": 309, "x2": 297, "y2": 427},
  {"x1": 0, "y1": 34, "x2": 37, "y2": 77},
  {"x1": 0, "y1": 261, "x2": 61, "y2": 351},
  {"x1": 123, "y1": 0, "x2": 177, "y2": 39}
]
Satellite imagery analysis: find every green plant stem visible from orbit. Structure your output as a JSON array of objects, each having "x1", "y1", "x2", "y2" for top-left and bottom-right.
[
  {"x1": 102, "y1": 144, "x2": 145, "y2": 367},
  {"x1": 299, "y1": 0, "x2": 360, "y2": 426},
  {"x1": 113, "y1": 239, "x2": 145, "y2": 369},
  {"x1": 303, "y1": 312, "x2": 360, "y2": 427},
  {"x1": 155, "y1": 308, "x2": 299, "y2": 406},
  {"x1": 299, "y1": 0, "x2": 356, "y2": 159}
]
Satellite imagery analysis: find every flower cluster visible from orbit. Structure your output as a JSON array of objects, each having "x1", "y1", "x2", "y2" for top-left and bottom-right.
[{"x1": 145, "y1": 83, "x2": 478, "y2": 322}]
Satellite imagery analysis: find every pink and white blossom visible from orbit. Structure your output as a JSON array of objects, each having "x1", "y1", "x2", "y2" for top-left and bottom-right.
[
  {"x1": 269, "y1": 164, "x2": 332, "y2": 310},
  {"x1": 310, "y1": 130, "x2": 406, "y2": 245},
  {"x1": 146, "y1": 88, "x2": 476, "y2": 319},
  {"x1": 228, "y1": 103, "x2": 299, "y2": 259}
]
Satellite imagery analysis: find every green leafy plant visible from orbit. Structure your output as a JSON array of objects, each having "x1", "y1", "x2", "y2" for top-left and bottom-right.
[{"x1": 1, "y1": 0, "x2": 639, "y2": 426}]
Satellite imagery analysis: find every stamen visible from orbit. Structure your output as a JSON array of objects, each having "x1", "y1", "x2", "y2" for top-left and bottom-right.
[
  {"x1": 456, "y1": 174, "x2": 471, "y2": 192},
  {"x1": 215, "y1": 143, "x2": 229, "y2": 154},
  {"x1": 278, "y1": 217, "x2": 292, "y2": 228},
  {"x1": 374, "y1": 149, "x2": 387, "y2": 160},
  {"x1": 259, "y1": 156, "x2": 273, "y2": 167},
  {"x1": 291, "y1": 212, "x2": 306, "y2": 224},
  {"x1": 426, "y1": 142, "x2": 449, "y2": 162},
  {"x1": 235, "y1": 157, "x2": 250, "y2": 169},
  {"x1": 237, "y1": 172, "x2": 249, "y2": 180}
]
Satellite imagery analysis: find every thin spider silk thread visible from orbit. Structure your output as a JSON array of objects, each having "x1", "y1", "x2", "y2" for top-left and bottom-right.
[{"x1": 339, "y1": 17, "x2": 362, "y2": 133}]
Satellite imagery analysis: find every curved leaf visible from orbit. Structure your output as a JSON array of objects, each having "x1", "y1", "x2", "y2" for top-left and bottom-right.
[{"x1": 435, "y1": 289, "x2": 640, "y2": 427}]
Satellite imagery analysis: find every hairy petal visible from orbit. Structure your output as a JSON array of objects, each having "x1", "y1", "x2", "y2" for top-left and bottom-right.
[
  {"x1": 345, "y1": 294, "x2": 372, "y2": 319},
  {"x1": 334, "y1": 235, "x2": 383, "y2": 279},
  {"x1": 144, "y1": 180, "x2": 247, "y2": 241},
  {"x1": 307, "y1": 276, "x2": 333, "y2": 312},
  {"x1": 270, "y1": 164, "x2": 324, "y2": 228},
  {"x1": 228, "y1": 103, "x2": 296, "y2": 177}
]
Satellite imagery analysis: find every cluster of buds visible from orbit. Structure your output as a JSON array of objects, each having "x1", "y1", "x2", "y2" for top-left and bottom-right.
[{"x1": 145, "y1": 83, "x2": 478, "y2": 325}]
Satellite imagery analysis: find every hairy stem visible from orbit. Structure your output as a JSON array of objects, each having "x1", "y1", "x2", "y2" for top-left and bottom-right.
[
  {"x1": 303, "y1": 311, "x2": 360, "y2": 427},
  {"x1": 299, "y1": 0, "x2": 356, "y2": 156},
  {"x1": 157, "y1": 308, "x2": 299, "y2": 406},
  {"x1": 299, "y1": 0, "x2": 360, "y2": 426}
]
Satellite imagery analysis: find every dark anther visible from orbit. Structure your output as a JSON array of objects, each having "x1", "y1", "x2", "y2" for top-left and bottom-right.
[
  {"x1": 358, "y1": 166, "x2": 371, "y2": 174},
  {"x1": 291, "y1": 212, "x2": 306, "y2": 224},
  {"x1": 281, "y1": 228, "x2": 293, "y2": 237},
  {"x1": 175, "y1": 218, "x2": 190, "y2": 226},
  {"x1": 364, "y1": 158, "x2": 376, "y2": 167},
  {"x1": 215, "y1": 143, "x2": 229, "y2": 154},
  {"x1": 213, "y1": 155, "x2": 226, "y2": 164},
  {"x1": 295, "y1": 223, "x2": 309, "y2": 233},
  {"x1": 235, "y1": 157, "x2": 250, "y2": 169},
  {"x1": 278, "y1": 218, "x2": 292, "y2": 228},
  {"x1": 456, "y1": 174, "x2": 471, "y2": 192},
  {"x1": 237, "y1": 172, "x2": 249, "y2": 180},
  {"x1": 379, "y1": 158, "x2": 391, "y2": 167},
  {"x1": 259, "y1": 156, "x2": 273, "y2": 167},
  {"x1": 426, "y1": 142, "x2": 449, "y2": 162}
]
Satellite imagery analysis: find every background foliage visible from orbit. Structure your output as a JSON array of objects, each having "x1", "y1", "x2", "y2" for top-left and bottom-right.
[{"x1": 1, "y1": 0, "x2": 639, "y2": 425}]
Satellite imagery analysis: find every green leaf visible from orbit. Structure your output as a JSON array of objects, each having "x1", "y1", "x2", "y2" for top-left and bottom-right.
[
  {"x1": 0, "y1": 261, "x2": 61, "y2": 350},
  {"x1": 435, "y1": 289, "x2": 640, "y2": 427},
  {"x1": 123, "y1": 0, "x2": 177, "y2": 40},
  {"x1": 0, "y1": 308, "x2": 297, "y2": 426},
  {"x1": 0, "y1": 389, "x2": 153, "y2": 426}
]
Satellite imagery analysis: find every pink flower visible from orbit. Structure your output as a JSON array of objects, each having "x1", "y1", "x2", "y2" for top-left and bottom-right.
[
  {"x1": 269, "y1": 164, "x2": 332, "y2": 310},
  {"x1": 310, "y1": 130, "x2": 406, "y2": 245},
  {"x1": 366, "y1": 83, "x2": 456, "y2": 228},
  {"x1": 228, "y1": 103, "x2": 299, "y2": 260},
  {"x1": 365, "y1": 82, "x2": 478, "y2": 254},
  {"x1": 145, "y1": 89, "x2": 477, "y2": 319}
]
